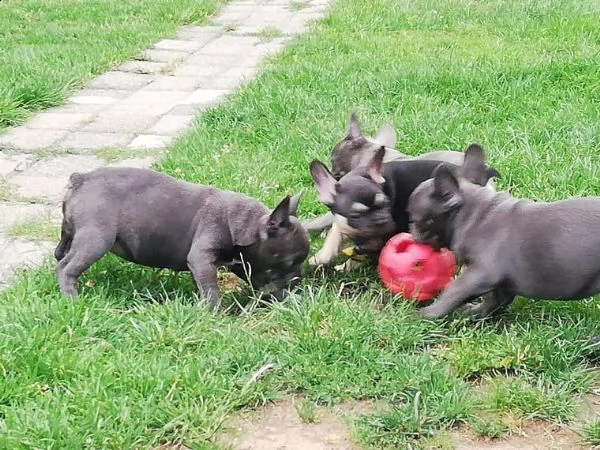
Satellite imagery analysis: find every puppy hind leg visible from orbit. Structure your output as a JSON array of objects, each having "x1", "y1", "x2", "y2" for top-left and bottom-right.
[
  {"x1": 54, "y1": 220, "x2": 73, "y2": 261},
  {"x1": 56, "y1": 227, "x2": 114, "y2": 296},
  {"x1": 460, "y1": 287, "x2": 515, "y2": 319}
]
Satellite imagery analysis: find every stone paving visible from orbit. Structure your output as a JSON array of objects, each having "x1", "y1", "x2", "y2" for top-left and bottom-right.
[{"x1": 0, "y1": 0, "x2": 330, "y2": 287}]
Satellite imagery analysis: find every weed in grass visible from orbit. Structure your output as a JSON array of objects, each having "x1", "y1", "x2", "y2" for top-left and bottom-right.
[
  {"x1": 468, "y1": 417, "x2": 509, "y2": 438},
  {"x1": 290, "y1": 0, "x2": 310, "y2": 11},
  {"x1": 254, "y1": 27, "x2": 284, "y2": 41},
  {"x1": 6, "y1": 217, "x2": 59, "y2": 241},
  {"x1": 0, "y1": 179, "x2": 15, "y2": 202},
  {"x1": 294, "y1": 398, "x2": 318, "y2": 423},
  {"x1": 580, "y1": 418, "x2": 600, "y2": 446},
  {"x1": 94, "y1": 146, "x2": 164, "y2": 163}
]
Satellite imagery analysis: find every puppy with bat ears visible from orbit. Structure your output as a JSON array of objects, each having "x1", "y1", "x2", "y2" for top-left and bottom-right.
[
  {"x1": 55, "y1": 167, "x2": 310, "y2": 309},
  {"x1": 303, "y1": 112, "x2": 485, "y2": 235},
  {"x1": 307, "y1": 145, "x2": 500, "y2": 269},
  {"x1": 408, "y1": 144, "x2": 600, "y2": 320}
]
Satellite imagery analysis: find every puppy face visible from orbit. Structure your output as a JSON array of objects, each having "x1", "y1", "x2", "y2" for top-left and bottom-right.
[
  {"x1": 330, "y1": 112, "x2": 396, "y2": 180},
  {"x1": 248, "y1": 194, "x2": 310, "y2": 293},
  {"x1": 407, "y1": 175, "x2": 458, "y2": 250},
  {"x1": 311, "y1": 146, "x2": 396, "y2": 247},
  {"x1": 408, "y1": 143, "x2": 498, "y2": 250}
]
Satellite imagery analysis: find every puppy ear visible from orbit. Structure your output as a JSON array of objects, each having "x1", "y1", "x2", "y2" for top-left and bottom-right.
[
  {"x1": 374, "y1": 124, "x2": 397, "y2": 148},
  {"x1": 267, "y1": 195, "x2": 291, "y2": 236},
  {"x1": 289, "y1": 190, "x2": 303, "y2": 217},
  {"x1": 368, "y1": 146, "x2": 386, "y2": 184},
  {"x1": 347, "y1": 111, "x2": 363, "y2": 139},
  {"x1": 487, "y1": 167, "x2": 501, "y2": 179},
  {"x1": 433, "y1": 164, "x2": 462, "y2": 210},
  {"x1": 460, "y1": 143, "x2": 498, "y2": 186},
  {"x1": 309, "y1": 160, "x2": 337, "y2": 205}
]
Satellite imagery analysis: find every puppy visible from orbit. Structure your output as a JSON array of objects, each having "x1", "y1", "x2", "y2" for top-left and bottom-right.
[
  {"x1": 303, "y1": 112, "x2": 471, "y2": 235},
  {"x1": 55, "y1": 167, "x2": 309, "y2": 309},
  {"x1": 308, "y1": 146, "x2": 499, "y2": 268},
  {"x1": 408, "y1": 144, "x2": 600, "y2": 320}
]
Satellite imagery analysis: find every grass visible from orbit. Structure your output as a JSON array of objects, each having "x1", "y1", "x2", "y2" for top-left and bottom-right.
[
  {"x1": 0, "y1": 0, "x2": 225, "y2": 129},
  {"x1": 1, "y1": 0, "x2": 600, "y2": 448},
  {"x1": 6, "y1": 217, "x2": 60, "y2": 241},
  {"x1": 94, "y1": 147, "x2": 165, "y2": 163}
]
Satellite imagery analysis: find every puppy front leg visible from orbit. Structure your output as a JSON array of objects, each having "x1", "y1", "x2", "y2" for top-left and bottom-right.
[
  {"x1": 302, "y1": 212, "x2": 334, "y2": 234},
  {"x1": 419, "y1": 267, "x2": 497, "y2": 320},
  {"x1": 187, "y1": 246, "x2": 220, "y2": 311},
  {"x1": 309, "y1": 222, "x2": 345, "y2": 266}
]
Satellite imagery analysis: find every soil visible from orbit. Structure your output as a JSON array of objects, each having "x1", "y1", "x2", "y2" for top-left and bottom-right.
[{"x1": 220, "y1": 395, "x2": 600, "y2": 450}]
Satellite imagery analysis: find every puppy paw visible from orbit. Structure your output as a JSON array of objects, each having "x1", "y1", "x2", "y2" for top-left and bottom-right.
[
  {"x1": 417, "y1": 305, "x2": 447, "y2": 320},
  {"x1": 309, "y1": 252, "x2": 332, "y2": 267},
  {"x1": 457, "y1": 302, "x2": 484, "y2": 316},
  {"x1": 334, "y1": 259, "x2": 363, "y2": 272}
]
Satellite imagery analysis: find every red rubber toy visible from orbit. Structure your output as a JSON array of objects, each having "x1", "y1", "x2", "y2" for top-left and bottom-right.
[{"x1": 378, "y1": 233, "x2": 456, "y2": 301}]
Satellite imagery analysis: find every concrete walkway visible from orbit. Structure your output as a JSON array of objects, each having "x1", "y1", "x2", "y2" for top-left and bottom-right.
[{"x1": 0, "y1": 0, "x2": 330, "y2": 288}]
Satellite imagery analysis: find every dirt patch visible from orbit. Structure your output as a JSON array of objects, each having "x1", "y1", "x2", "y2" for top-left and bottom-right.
[
  {"x1": 220, "y1": 398, "x2": 379, "y2": 450},
  {"x1": 451, "y1": 420, "x2": 588, "y2": 450}
]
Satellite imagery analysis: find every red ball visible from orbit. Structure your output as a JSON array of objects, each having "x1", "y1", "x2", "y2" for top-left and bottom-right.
[{"x1": 378, "y1": 233, "x2": 456, "y2": 301}]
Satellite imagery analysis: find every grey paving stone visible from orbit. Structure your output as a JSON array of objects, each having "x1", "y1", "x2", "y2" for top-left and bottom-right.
[
  {"x1": 71, "y1": 89, "x2": 134, "y2": 101},
  {"x1": 243, "y1": 7, "x2": 294, "y2": 27},
  {"x1": 0, "y1": 128, "x2": 68, "y2": 151},
  {"x1": 57, "y1": 132, "x2": 135, "y2": 151},
  {"x1": 139, "y1": 49, "x2": 190, "y2": 64},
  {"x1": 24, "y1": 112, "x2": 93, "y2": 131},
  {"x1": 184, "y1": 52, "x2": 245, "y2": 67},
  {"x1": 9, "y1": 175, "x2": 70, "y2": 203},
  {"x1": 154, "y1": 39, "x2": 208, "y2": 52},
  {"x1": 81, "y1": 113, "x2": 160, "y2": 134},
  {"x1": 213, "y1": 4, "x2": 256, "y2": 24},
  {"x1": 0, "y1": 154, "x2": 37, "y2": 176},
  {"x1": 117, "y1": 60, "x2": 168, "y2": 75},
  {"x1": 22, "y1": 155, "x2": 104, "y2": 177},
  {"x1": 171, "y1": 64, "x2": 227, "y2": 78},
  {"x1": 106, "y1": 90, "x2": 192, "y2": 116},
  {"x1": 69, "y1": 95, "x2": 118, "y2": 106},
  {"x1": 86, "y1": 71, "x2": 154, "y2": 90},
  {"x1": 196, "y1": 66, "x2": 260, "y2": 90},
  {"x1": 175, "y1": 25, "x2": 222, "y2": 41},
  {"x1": 0, "y1": 237, "x2": 55, "y2": 289},
  {"x1": 0, "y1": 203, "x2": 59, "y2": 231},
  {"x1": 166, "y1": 104, "x2": 203, "y2": 116},
  {"x1": 200, "y1": 35, "x2": 263, "y2": 55},
  {"x1": 141, "y1": 76, "x2": 200, "y2": 91},
  {"x1": 108, "y1": 157, "x2": 156, "y2": 170},
  {"x1": 181, "y1": 89, "x2": 229, "y2": 106},
  {"x1": 146, "y1": 115, "x2": 195, "y2": 136},
  {"x1": 45, "y1": 102, "x2": 111, "y2": 115},
  {"x1": 128, "y1": 135, "x2": 173, "y2": 150}
]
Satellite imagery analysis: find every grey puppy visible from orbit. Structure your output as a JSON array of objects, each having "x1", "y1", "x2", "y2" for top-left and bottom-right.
[
  {"x1": 408, "y1": 144, "x2": 600, "y2": 320},
  {"x1": 303, "y1": 112, "x2": 469, "y2": 234},
  {"x1": 55, "y1": 167, "x2": 309, "y2": 309}
]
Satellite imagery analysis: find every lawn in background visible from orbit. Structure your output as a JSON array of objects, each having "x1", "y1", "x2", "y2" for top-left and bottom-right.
[
  {"x1": 2, "y1": 0, "x2": 600, "y2": 448},
  {"x1": 0, "y1": 0, "x2": 224, "y2": 128}
]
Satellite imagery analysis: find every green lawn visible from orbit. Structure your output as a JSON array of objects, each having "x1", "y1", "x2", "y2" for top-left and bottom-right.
[
  {"x1": 2, "y1": 0, "x2": 600, "y2": 448},
  {"x1": 0, "y1": 0, "x2": 224, "y2": 128}
]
